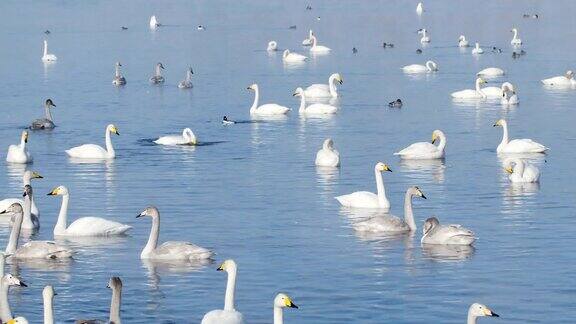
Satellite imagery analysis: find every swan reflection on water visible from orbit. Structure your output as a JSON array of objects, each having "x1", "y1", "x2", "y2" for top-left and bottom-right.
[{"x1": 421, "y1": 243, "x2": 475, "y2": 262}]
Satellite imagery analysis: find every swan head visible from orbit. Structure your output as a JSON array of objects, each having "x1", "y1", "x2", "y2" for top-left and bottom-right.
[
  {"x1": 115, "y1": 62, "x2": 122, "y2": 67},
  {"x1": 137, "y1": 206, "x2": 160, "y2": 218},
  {"x1": 188, "y1": 67, "x2": 194, "y2": 74},
  {"x1": 431, "y1": 130, "x2": 444, "y2": 144},
  {"x1": 458, "y1": 35, "x2": 466, "y2": 41},
  {"x1": 322, "y1": 138, "x2": 334, "y2": 149},
  {"x1": 493, "y1": 119, "x2": 506, "y2": 127},
  {"x1": 182, "y1": 128, "x2": 197, "y2": 145},
  {"x1": 426, "y1": 61, "x2": 438, "y2": 71},
  {"x1": 274, "y1": 293, "x2": 299, "y2": 309},
  {"x1": 267, "y1": 41, "x2": 277, "y2": 51},
  {"x1": 408, "y1": 186, "x2": 426, "y2": 199},
  {"x1": 2, "y1": 274, "x2": 27, "y2": 288},
  {"x1": 504, "y1": 158, "x2": 522, "y2": 174},
  {"x1": 375, "y1": 162, "x2": 392, "y2": 173},
  {"x1": 501, "y1": 82, "x2": 515, "y2": 92},
  {"x1": 469, "y1": 303, "x2": 499, "y2": 318},
  {"x1": 22, "y1": 185, "x2": 33, "y2": 198},
  {"x1": 217, "y1": 259, "x2": 237, "y2": 273},
  {"x1": 283, "y1": 49, "x2": 290, "y2": 58},
  {"x1": 292, "y1": 87, "x2": 305, "y2": 97},
  {"x1": 7, "y1": 317, "x2": 29, "y2": 324},
  {"x1": 45, "y1": 99, "x2": 56, "y2": 108},
  {"x1": 156, "y1": 62, "x2": 165, "y2": 69},
  {"x1": 510, "y1": 28, "x2": 518, "y2": 33},
  {"x1": 423, "y1": 217, "x2": 440, "y2": 235},
  {"x1": 0, "y1": 202, "x2": 23, "y2": 215},
  {"x1": 47, "y1": 185, "x2": 69, "y2": 196},
  {"x1": 566, "y1": 70, "x2": 574, "y2": 79},
  {"x1": 107, "y1": 276, "x2": 122, "y2": 290},
  {"x1": 247, "y1": 84, "x2": 258, "y2": 91},
  {"x1": 24, "y1": 171, "x2": 43, "y2": 180},
  {"x1": 476, "y1": 77, "x2": 487, "y2": 85},
  {"x1": 329, "y1": 73, "x2": 343, "y2": 85},
  {"x1": 43, "y1": 285, "x2": 56, "y2": 299},
  {"x1": 21, "y1": 131, "x2": 29, "y2": 144},
  {"x1": 107, "y1": 124, "x2": 120, "y2": 135}
]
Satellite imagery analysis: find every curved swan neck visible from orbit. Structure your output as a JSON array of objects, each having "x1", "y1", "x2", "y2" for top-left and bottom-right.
[
  {"x1": 512, "y1": 29, "x2": 518, "y2": 40},
  {"x1": 20, "y1": 135, "x2": 26, "y2": 148},
  {"x1": 110, "y1": 285, "x2": 122, "y2": 323},
  {"x1": 44, "y1": 291, "x2": 54, "y2": 324},
  {"x1": 45, "y1": 104, "x2": 53, "y2": 122},
  {"x1": 142, "y1": 215, "x2": 160, "y2": 257},
  {"x1": 54, "y1": 193, "x2": 70, "y2": 235},
  {"x1": 250, "y1": 87, "x2": 259, "y2": 113},
  {"x1": 298, "y1": 94, "x2": 306, "y2": 112},
  {"x1": 500, "y1": 121, "x2": 509, "y2": 145},
  {"x1": 6, "y1": 211, "x2": 22, "y2": 255},
  {"x1": 328, "y1": 75, "x2": 338, "y2": 97},
  {"x1": 224, "y1": 266, "x2": 237, "y2": 311},
  {"x1": 0, "y1": 279, "x2": 12, "y2": 321},
  {"x1": 404, "y1": 191, "x2": 417, "y2": 231},
  {"x1": 186, "y1": 70, "x2": 193, "y2": 81},
  {"x1": 155, "y1": 65, "x2": 162, "y2": 77},
  {"x1": 475, "y1": 79, "x2": 486, "y2": 98},
  {"x1": 105, "y1": 128, "x2": 115, "y2": 157},
  {"x1": 513, "y1": 159, "x2": 525, "y2": 177},
  {"x1": 374, "y1": 168, "x2": 388, "y2": 207},
  {"x1": 274, "y1": 305, "x2": 283, "y2": 324},
  {"x1": 437, "y1": 133, "x2": 447, "y2": 152}
]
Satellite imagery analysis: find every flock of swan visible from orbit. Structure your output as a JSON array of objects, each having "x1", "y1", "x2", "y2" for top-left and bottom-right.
[{"x1": 0, "y1": 2, "x2": 561, "y2": 322}]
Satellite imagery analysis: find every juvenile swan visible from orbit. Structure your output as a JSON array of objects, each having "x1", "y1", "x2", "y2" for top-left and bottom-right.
[
  {"x1": 154, "y1": 128, "x2": 198, "y2": 145},
  {"x1": 112, "y1": 62, "x2": 126, "y2": 86},
  {"x1": 273, "y1": 293, "x2": 298, "y2": 324},
  {"x1": 467, "y1": 303, "x2": 499, "y2": 324},
  {"x1": 6, "y1": 131, "x2": 32, "y2": 164},
  {"x1": 247, "y1": 84, "x2": 290, "y2": 116},
  {"x1": 137, "y1": 206, "x2": 213, "y2": 261},
  {"x1": 0, "y1": 274, "x2": 27, "y2": 321},
  {"x1": 149, "y1": 62, "x2": 165, "y2": 84},
  {"x1": 293, "y1": 87, "x2": 337, "y2": 115},
  {"x1": 304, "y1": 73, "x2": 343, "y2": 98},
  {"x1": 178, "y1": 67, "x2": 194, "y2": 89},
  {"x1": 201, "y1": 260, "x2": 245, "y2": 324},
  {"x1": 75, "y1": 277, "x2": 123, "y2": 324},
  {"x1": 335, "y1": 162, "x2": 392, "y2": 210},
  {"x1": 493, "y1": 119, "x2": 548, "y2": 154},
  {"x1": 504, "y1": 158, "x2": 540, "y2": 183},
  {"x1": 394, "y1": 130, "x2": 446, "y2": 159},
  {"x1": 315, "y1": 139, "x2": 340, "y2": 167},
  {"x1": 41, "y1": 40, "x2": 57, "y2": 62},
  {"x1": 402, "y1": 60, "x2": 438, "y2": 73},
  {"x1": 421, "y1": 217, "x2": 476, "y2": 245},
  {"x1": 30, "y1": 99, "x2": 57, "y2": 130},
  {"x1": 48, "y1": 185, "x2": 132, "y2": 236},
  {"x1": 66, "y1": 124, "x2": 119, "y2": 159},
  {"x1": 0, "y1": 171, "x2": 42, "y2": 218}
]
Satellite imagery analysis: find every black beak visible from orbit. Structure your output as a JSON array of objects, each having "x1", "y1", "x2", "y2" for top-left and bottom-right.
[
  {"x1": 247, "y1": 87, "x2": 251, "y2": 90},
  {"x1": 387, "y1": 168, "x2": 392, "y2": 172},
  {"x1": 0, "y1": 210, "x2": 7, "y2": 214},
  {"x1": 491, "y1": 312, "x2": 499, "y2": 317},
  {"x1": 20, "y1": 281, "x2": 28, "y2": 287},
  {"x1": 338, "y1": 80, "x2": 343, "y2": 84},
  {"x1": 136, "y1": 213, "x2": 144, "y2": 218},
  {"x1": 290, "y1": 303, "x2": 299, "y2": 309},
  {"x1": 421, "y1": 194, "x2": 427, "y2": 199}
]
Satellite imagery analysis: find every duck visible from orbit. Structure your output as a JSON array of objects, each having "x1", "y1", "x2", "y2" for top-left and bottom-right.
[
  {"x1": 0, "y1": 170, "x2": 42, "y2": 218},
  {"x1": 402, "y1": 60, "x2": 438, "y2": 73},
  {"x1": 421, "y1": 217, "x2": 476, "y2": 245},
  {"x1": 178, "y1": 67, "x2": 194, "y2": 89},
  {"x1": 149, "y1": 62, "x2": 165, "y2": 84},
  {"x1": 493, "y1": 119, "x2": 548, "y2": 154},
  {"x1": 471, "y1": 42, "x2": 484, "y2": 54},
  {"x1": 335, "y1": 162, "x2": 392, "y2": 210},
  {"x1": 282, "y1": 50, "x2": 307, "y2": 63},
  {"x1": 315, "y1": 139, "x2": 340, "y2": 167},
  {"x1": 6, "y1": 131, "x2": 32, "y2": 164},
  {"x1": 451, "y1": 77, "x2": 487, "y2": 99},
  {"x1": 197, "y1": 25, "x2": 206, "y2": 31},
  {"x1": 66, "y1": 124, "x2": 119, "y2": 159},
  {"x1": 510, "y1": 28, "x2": 522, "y2": 45},
  {"x1": 222, "y1": 116, "x2": 236, "y2": 125},
  {"x1": 0, "y1": 274, "x2": 27, "y2": 321},
  {"x1": 267, "y1": 41, "x2": 278, "y2": 51},
  {"x1": 154, "y1": 128, "x2": 198, "y2": 145},
  {"x1": 149, "y1": 15, "x2": 160, "y2": 29},
  {"x1": 418, "y1": 28, "x2": 430, "y2": 43},
  {"x1": 247, "y1": 84, "x2": 290, "y2": 116},
  {"x1": 112, "y1": 62, "x2": 126, "y2": 86},
  {"x1": 41, "y1": 40, "x2": 57, "y2": 62},
  {"x1": 388, "y1": 99, "x2": 402, "y2": 107},
  {"x1": 458, "y1": 35, "x2": 469, "y2": 47},
  {"x1": 504, "y1": 158, "x2": 540, "y2": 183},
  {"x1": 303, "y1": 73, "x2": 343, "y2": 98},
  {"x1": 541, "y1": 70, "x2": 576, "y2": 87},
  {"x1": 293, "y1": 87, "x2": 338, "y2": 115},
  {"x1": 273, "y1": 293, "x2": 298, "y2": 324},
  {"x1": 30, "y1": 99, "x2": 57, "y2": 130},
  {"x1": 477, "y1": 67, "x2": 505, "y2": 77},
  {"x1": 394, "y1": 130, "x2": 446, "y2": 160},
  {"x1": 48, "y1": 185, "x2": 132, "y2": 236},
  {"x1": 309, "y1": 35, "x2": 331, "y2": 53},
  {"x1": 301, "y1": 30, "x2": 314, "y2": 46},
  {"x1": 382, "y1": 42, "x2": 394, "y2": 48},
  {"x1": 201, "y1": 260, "x2": 245, "y2": 324},
  {"x1": 137, "y1": 206, "x2": 213, "y2": 261},
  {"x1": 467, "y1": 303, "x2": 499, "y2": 324}
]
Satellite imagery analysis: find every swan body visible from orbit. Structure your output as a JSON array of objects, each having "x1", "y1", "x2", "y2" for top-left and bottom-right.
[
  {"x1": 421, "y1": 217, "x2": 476, "y2": 245},
  {"x1": 138, "y1": 206, "x2": 213, "y2": 261},
  {"x1": 30, "y1": 99, "x2": 57, "y2": 130},
  {"x1": 315, "y1": 139, "x2": 340, "y2": 167},
  {"x1": 41, "y1": 40, "x2": 57, "y2": 62},
  {"x1": 273, "y1": 293, "x2": 298, "y2": 324},
  {"x1": 354, "y1": 187, "x2": 426, "y2": 233},
  {"x1": 451, "y1": 78, "x2": 487, "y2": 99},
  {"x1": 418, "y1": 29, "x2": 430, "y2": 43},
  {"x1": 66, "y1": 124, "x2": 119, "y2": 159},
  {"x1": 267, "y1": 41, "x2": 278, "y2": 51},
  {"x1": 154, "y1": 128, "x2": 197, "y2": 146},
  {"x1": 178, "y1": 67, "x2": 194, "y2": 89},
  {"x1": 394, "y1": 130, "x2": 446, "y2": 159},
  {"x1": 149, "y1": 62, "x2": 165, "y2": 84},
  {"x1": 304, "y1": 73, "x2": 343, "y2": 98},
  {"x1": 458, "y1": 35, "x2": 469, "y2": 47},
  {"x1": 0, "y1": 274, "x2": 27, "y2": 322},
  {"x1": 510, "y1": 28, "x2": 522, "y2": 45},
  {"x1": 302, "y1": 30, "x2": 314, "y2": 46},
  {"x1": 477, "y1": 67, "x2": 504, "y2": 77},
  {"x1": 112, "y1": 62, "x2": 126, "y2": 86},
  {"x1": 310, "y1": 35, "x2": 331, "y2": 53},
  {"x1": 504, "y1": 158, "x2": 540, "y2": 183},
  {"x1": 0, "y1": 171, "x2": 42, "y2": 218},
  {"x1": 149, "y1": 15, "x2": 159, "y2": 29},
  {"x1": 6, "y1": 131, "x2": 32, "y2": 164},
  {"x1": 416, "y1": 2, "x2": 423, "y2": 15},
  {"x1": 541, "y1": 70, "x2": 576, "y2": 86},
  {"x1": 335, "y1": 162, "x2": 392, "y2": 210},
  {"x1": 467, "y1": 303, "x2": 499, "y2": 324},
  {"x1": 482, "y1": 82, "x2": 515, "y2": 99},
  {"x1": 501, "y1": 89, "x2": 519, "y2": 105},
  {"x1": 293, "y1": 87, "x2": 337, "y2": 115},
  {"x1": 48, "y1": 186, "x2": 132, "y2": 237},
  {"x1": 247, "y1": 84, "x2": 290, "y2": 116},
  {"x1": 471, "y1": 42, "x2": 484, "y2": 54},
  {"x1": 282, "y1": 50, "x2": 307, "y2": 63},
  {"x1": 201, "y1": 260, "x2": 245, "y2": 324},
  {"x1": 493, "y1": 119, "x2": 548, "y2": 154},
  {"x1": 402, "y1": 60, "x2": 438, "y2": 73}
]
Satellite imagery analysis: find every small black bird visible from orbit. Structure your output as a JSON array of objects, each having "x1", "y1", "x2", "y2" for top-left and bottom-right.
[
  {"x1": 44, "y1": 30, "x2": 51, "y2": 34},
  {"x1": 388, "y1": 99, "x2": 403, "y2": 108},
  {"x1": 492, "y1": 47, "x2": 503, "y2": 53},
  {"x1": 306, "y1": 5, "x2": 312, "y2": 10},
  {"x1": 416, "y1": 49, "x2": 422, "y2": 54},
  {"x1": 382, "y1": 42, "x2": 394, "y2": 48},
  {"x1": 289, "y1": 25, "x2": 297, "y2": 29},
  {"x1": 121, "y1": 26, "x2": 128, "y2": 30},
  {"x1": 352, "y1": 47, "x2": 358, "y2": 54}
]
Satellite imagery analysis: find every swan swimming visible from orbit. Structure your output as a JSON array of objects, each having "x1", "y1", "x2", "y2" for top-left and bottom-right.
[
  {"x1": 273, "y1": 293, "x2": 298, "y2": 324},
  {"x1": 309, "y1": 35, "x2": 331, "y2": 53},
  {"x1": 451, "y1": 77, "x2": 487, "y2": 99},
  {"x1": 0, "y1": 274, "x2": 27, "y2": 321},
  {"x1": 467, "y1": 303, "x2": 499, "y2": 324},
  {"x1": 471, "y1": 42, "x2": 484, "y2": 54},
  {"x1": 137, "y1": 206, "x2": 213, "y2": 261},
  {"x1": 416, "y1": 2, "x2": 423, "y2": 15},
  {"x1": 302, "y1": 30, "x2": 314, "y2": 46},
  {"x1": 354, "y1": 186, "x2": 427, "y2": 233},
  {"x1": 402, "y1": 60, "x2": 438, "y2": 73},
  {"x1": 154, "y1": 128, "x2": 198, "y2": 145},
  {"x1": 30, "y1": 99, "x2": 56, "y2": 130},
  {"x1": 418, "y1": 28, "x2": 430, "y2": 43},
  {"x1": 66, "y1": 124, "x2": 119, "y2": 159},
  {"x1": 149, "y1": 15, "x2": 160, "y2": 29},
  {"x1": 501, "y1": 88, "x2": 519, "y2": 105},
  {"x1": 6, "y1": 131, "x2": 32, "y2": 164},
  {"x1": 504, "y1": 158, "x2": 540, "y2": 183},
  {"x1": 41, "y1": 40, "x2": 57, "y2": 62},
  {"x1": 149, "y1": 62, "x2": 165, "y2": 84},
  {"x1": 458, "y1": 35, "x2": 469, "y2": 47},
  {"x1": 48, "y1": 185, "x2": 132, "y2": 236},
  {"x1": 510, "y1": 28, "x2": 522, "y2": 45},
  {"x1": 112, "y1": 62, "x2": 126, "y2": 86},
  {"x1": 267, "y1": 41, "x2": 278, "y2": 51},
  {"x1": 201, "y1": 259, "x2": 245, "y2": 324},
  {"x1": 0, "y1": 171, "x2": 42, "y2": 218},
  {"x1": 493, "y1": 119, "x2": 548, "y2": 154},
  {"x1": 335, "y1": 162, "x2": 392, "y2": 210},
  {"x1": 421, "y1": 217, "x2": 476, "y2": 245},
  {"x1": 304, "y1": 73, "x2": 343, "y2": 98},
  {"x1": 19, "y1": 185, "x2": 39, "y2": 231},
  {"x1": 178, "y1": 67, "x2": 194, "y2": 89},
  {"x1": 482, "y1": 82, "x2": 516, "y2": 99},
  {"x1": 247, "y1": 84, "x2": 290, "y2": 116},
  {"x1": 315, "y1": 138, "x2": 340, "y2": 167},
  {"x1": 541, "y1": 70, "x2": 576, "y2": 87},
  {"x1": 394, "y1": 130, "x2": 446, "y2": 159},
  {"x1": 293, "y1": 87, "x2": 338, "y2": 115},
  {"x1": 477, "y1": 67, "x2": 505, "y2": 77},
  {"x1": 75, "y1": 277, "x2": 122, "y2": 324},
  {"x1": 282, "y1": 50, "x2": 307, "y2": 63}
]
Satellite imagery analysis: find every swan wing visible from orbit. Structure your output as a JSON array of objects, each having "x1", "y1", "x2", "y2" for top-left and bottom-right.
[
  {"x1": 65, "y1": 217, "x2": 132, "y2": 236},
  {"x1": 506, "y1": 139, "x2": 548, "y2": 153},
  {"x1": 477, "y1": 68, "x2": 504, "y2": 76},
  {"x1": 394, "y1": 142, "x2": 439, "y2": 158},
  {"x1": 402, "y1": 64, "x2": 426, "y2": 73},
  {"x1": 201, "y1": 310, "x2": 245, "y2": 324},
  {"x1": 254, "y1": 104, "x2": 290, "y2": 115},
  {"x1": 354, "y1": 215, "x2": 409, "y2": 233},
  {"x1": 66, "y1": 144, "x2": 108, "y2": 158},
  {"x1": 335, "y1": 191, "x2": 382, "y2": 208},
  {"x1": 451, "y1": 89, "x2": 482, "y2": 99},
  {"x1": 541, "y1": 76, "x2": 571, "y2": 86},
  {"x1": 154, "y1": 135, "x2": 187, "y2": 146},
  {"x1": 304, "y1": 84, "x2": 331, "y2": 97},
  {"x1": 15, "y1": 241, "x2": 72, "y2": 259},
  {"x1": 436, "y1": 224, "x2": 476, "y2": 245},
  {"x1": 154, "y1": 241, "x2": 213, "y2": 260},
  {"x1": 481, "y1": 86, "x2": 503, "y2": 98},
  {"x1": 31, "y1": 118, "x2": 55, "y2": 130}
]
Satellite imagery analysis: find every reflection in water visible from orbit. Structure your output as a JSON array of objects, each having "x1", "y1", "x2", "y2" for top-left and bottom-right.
[
  {"x1": 316, "y1": 167, "x2": 339, "y2": 202},
  {"x1": 57, "y1": 235, "x2": 130, "y2": 249},
  {"x1": 7, "y1": 257, "x2": 73, "y2": 281},
  {"x1": 68, "y1": 159, "x2": 116, "y2": 192},
  {"x1": 283, "y1": 60, "x2": 306, "y2": 71},
  {"x1": 5, "y1": 163, "x2": 27, "y2": 190},
  {"x1": 399, "y1": 159, "x2": 446, "y2": 183},
  {"x1": 142, "y1": 259, "x2": 211, "y2": 291},
  {"x1": 42, "y1": 61, "x2": 55, "y2": 80},
  {"x1": 421, "y1": 243, "x2": 475, "y2": 262},
  {"x1": 502, "y1": 182, "x2": 540, "y2": 209}
]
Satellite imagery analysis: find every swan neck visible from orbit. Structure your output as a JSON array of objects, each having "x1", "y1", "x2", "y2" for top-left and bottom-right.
[
  {"x1": 155, "y1": 65, "x2": 162, "y2": 77},
  {"x1": 186, "y1": 70, "x2": 193, "y2": 81},
  {"x1": 250, "y1": 87, "x2": 259, "y2": 113},
  {"x1": 0, "y1": 280, "x2": 12, "y2": 321},
  {"x1": 437, "y1": 133, "x2": 447, "y2": 152},
  {"x1": 105, "y1": 128, "x2": 115, "y2": 157},
  {"x1": 43, "y1": 41, "x2": 48, "y2": 56},
  {"x1": 467, "y1": 313, "x2": 477, "y2": 324},
  {"x1": 20, "y1": 136, "x2": 26, "y2": 148},
  {"x1": 274, "y1": 305, "x2": 283, "y2": 324},
  {"x1": 404, "y1": 191, "x2": 417, "y2": 231},
  {"x1": 224, "y1": 267, "x2": 237, "y2": 311},
  {"x1": 374, "y1": 169, "x2": 387, "y2": 207},
  {"x1": 115, "y1": 65, "x2": 121, "y2": 78},
  {"x1": 6, "y1": 212, "x2": 22, "y2": 255},
  {"x1": 515, "y1": 160, "x2": 525, "y2": 177},
  {"x1": 476, "y1": 79, "x2": 486, "y2": 98},
  {"x1": 109, "y1": 285, "x2": 122, "y2": 324},
  {"x1": 298, "y1": 94, "x2": 306, "y2": 112},
  {"x1": 22, "y1": 193, "x2": 34, "y2": 229},
  {"x1": 329, "y1": 76, "x2": 338, "y2": 96},
  {"x1": 54, "y1": 193, "x2": 70, "y2": 235},
  {"x1": 43, "y1": 292, "x2": 54, "y2": 324},
  {"x1": 501, "y1": 122, "x2": 509, "y2": 145},
  {"x1": 45, "y1": 105, "x2": 53, "y2": 121},
  {"x1": 142, "y1": 215, "x2": 160, "y2": 257},
  {"x1": 513, "y1": 29, "x2": 518, "y2": 39}
]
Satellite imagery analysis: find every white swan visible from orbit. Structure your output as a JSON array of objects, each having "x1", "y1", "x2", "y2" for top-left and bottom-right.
[
  {"x1": 6, "y1": 131, "x2": 32, "y2": 164},
  {"x1": 149, "y1": 62, "x2": 165, "y2": 84},
  {"x1": 482, "y1": 82, "x2": 516, "y2": 99},
  {"x1": 472, "y1": 42, "x2": 484, "y2": 54},
  {"x1": 315, "y1": 139, "x2": 340, "y2": 167},
  {"x1": 451, "y1": 77, "x2": 487, "y2": 99},
  {"x1": 201, "y1": 259, "x2": 245, "y2": 324},
  {"x1": 394, "y1": 130, "x2": 446, "y2": 160},
  {"x1": 402, "y1": 60, "x2": 438, "y2": 73},
  {"x1": 75, "y1": 277, "x2": 122, "y2": 324},
  {"x1": 178, "y1": 67, "x2": 194, "y2": 89},
  {"x1": 282, "y1": 50, "x2": 307, "y2": 63},
  {"x1": 541, "y1": 70, "x2": 576, "y2": 86},
  {"x1": 19, "y1": 185, "x2": 39, "y2": 231},
  {"x1": 504, "y1": 158, "x2": 540, "y2": 183},
  {"x1": 335, "y1": 162, "x2": 392, "y2": 210},
  {"x1": 467, "y1": 303, "x2": 499, "y2": 324},
  {"x1": 267, "y1": 41, "x2": 278, "y2": 51},
  {"x1": 416, "y1": 2, "x2": 423, "y2": 15},
  {"x1": 477, "y1": 67, "x2": 504, "y2": 77},
  {"x1": 154, "y1": 128, "x2": 198, "y2": 146},
  {"x1": 66, "y1": 124, "x2": 119, "y2": 159},
  {"x1": 501, "y1": 88, "x2": 519, "y2": 105},
  {"x1": 309, "y1": 35, "x2": 331, "y2": 53},
  {"x1": 304, "y1": 73, "x2": 343, "y2": 98},
  {"x1": 247, "y1": 84, "x2": 290, "y2": 116},
  {"x1": 510, "y1": 28, "x2": 522, "y2": 45},
  {"x1": 418, "y1": 28, "x2": 430, "y2": 43},
  {"x1": 354, "y1": 186, "x2": 426, "y2": 233},
  {"x1": 112, "y1": 62, "x2": 126, "y2": 86},
  {"x1": 41, "y1": 40, "x2": 57, "y2": 62},
  {"x1": 293, "y1": 87, "x2": 337, "y2": 115},
  {"x1": 149, "y1": 15, "x2": 160, "y2": 29},
  {"x1": 30, "y1": 99, "x2": 57, "y2": 130},
  {"x1": 43, "y1": 285, "x2": 56, "y2": 324},
  {"x1": 1, "y1": 203, "x2": 72, "y2": 259},
  {"x1": 302, "y1": 30, "x2": 314, "y2": 46},
  {"x1": 48, "y1": 186, "x2": 132, "y2": 237},
  {"x1": 421, "y1": 217, "x2": 476, "y2": 245},
  {"x1": 458, "y1": 35, "x2": 469, "y2": 47},
  {"x1": 493, "y1": 119, "x2": 548, "y2": 154},
  {"x1": 273, "y1": 293, "x2": 298, "y2": 324},
  {"x1": 0, "y1": 171, "x2": 42, "y2": 217},
  {"x1": 0, "y1": 274, "x2": 27, "y2": 321},
  {"x1": 137, "y1": 206, "x2": 213, "y2": 261}
]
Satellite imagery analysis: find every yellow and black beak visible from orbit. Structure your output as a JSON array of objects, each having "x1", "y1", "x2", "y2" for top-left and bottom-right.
[
  {"x1": 33, "y1": 172, "x2": 43, "y2": 179},
  {"x1": 485, "y1": 309, "x2": 499, "y2": 317},
  {"x1": 217, "y1": 264, "x2": 225, "y2": 271},
  {"x1": 431, "y1": 137, "x2": 437, "y2": 144},
  {"x1": 287, "y1": 301, "x2": 298, "y2": 309},
  {"x1": 47, "y1": 188, "x2": 58, "y2": 196},
  {"x1": 505, "y1": 167, "x2": 514, "y2": 174}
]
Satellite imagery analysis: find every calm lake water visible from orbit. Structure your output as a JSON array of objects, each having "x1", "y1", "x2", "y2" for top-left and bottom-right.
[{"x1": 0, "y1": 0, "x2": 575, "y2": 323}]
